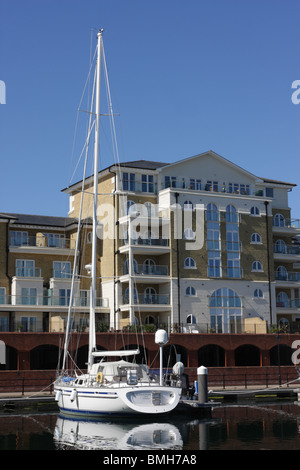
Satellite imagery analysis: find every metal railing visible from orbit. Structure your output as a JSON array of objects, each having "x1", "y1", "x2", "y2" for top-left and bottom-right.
[
  {"x1": 123, "y1": 264, "x2": 169, "y2": 276},
  {"x1": 122, "y1": 293, "x2": 170, "y2": 305},
  {"x1": 0, "y1": 295, "x2": 109, "y2": 308},
  {"x1": 10, "y1": 236, "x2": 76, "y2": 249},
  {"x1": 275, "y1": 271, "x2": 300, "y2": 282},
  {"x1": 273, "y1": 244, "x2": 300, "y2": 255}
]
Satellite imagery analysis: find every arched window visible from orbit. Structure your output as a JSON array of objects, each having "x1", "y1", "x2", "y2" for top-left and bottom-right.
[
  {"x1": 143, "y1": 259, "x2": 156, "y2": 274},
  {"x1": 251, "y1": 233, "x2": 262, "y2": 244},
  {"x1": 209, "y1": 288, "x2": 242, "y2": 333},
  {"x1": 124, "y1": 287, "x2": 138, "y2": 303},
  {"x1": 186, "y1": 286, "x2": 196, "y2": 296},
  {"x1": 254, "y1": 289, "x2": 263, "y2": 298},
  {"x1": 250, "y1": 206, "x2": 260, "y2": 216},
  {"x1": 226, "y1": 205, "x2": 238, "y2": 223},
  {"x1": 186, "y1": 314, "x2": 196, "y2": 324},
  {"x1": 252, "y1": 261, "x2": 263, "y2": 271},
  {"x1": 276, "y1": 291, "x2": 289, "y2": 307},
  {"x1": 206, "y1": 203, "x2": 218, "y2": 221},
  {"x1": 144, "y1": 287, "x2": 157, "y2": 304},
  {"x1": 124, "y1": 258, "x2": 138, "y2": 274},
  {"x1": 274, "y1": 213, "x2": 285, "y2": 227},
  {"x1": 276, "y1": 266, "x2": 288, "y2": 280},
  {"x1": 184, "y1": 257, "x2": 196, "y2": 268},
  {"x1": 275, "y1": 239, "x2": 286, "y2": 253}
]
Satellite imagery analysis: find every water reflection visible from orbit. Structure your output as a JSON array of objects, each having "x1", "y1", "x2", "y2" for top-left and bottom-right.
[{"x1": 54, "y1": 416, "x2": 184, "y2": 450}]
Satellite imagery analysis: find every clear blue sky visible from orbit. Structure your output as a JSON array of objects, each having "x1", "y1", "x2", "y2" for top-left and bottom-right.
[{"x1": 1, "y1": 0, "x2": 300, "y2": 218}]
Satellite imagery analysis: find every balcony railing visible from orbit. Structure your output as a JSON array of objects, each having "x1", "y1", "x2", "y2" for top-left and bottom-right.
[
  {"x1": 123, "y1": 264, "x2": 169, "y2": 276},
  {"x1": 276, "y1": 299, "x2": 300, "y2": 308},
  {"x1": 273, "y1": 218, "x2": 300, "y2": 229},
  {"x1": 275, "y1": 271, "x2": 300, "y2": 282},
  {"x1": 273, "y1": 244, "x2": 300, "y2": 255},
  {"x1": 10, "y1": 236, "x2": 76, "y2": 249},
  {"x1": 15, "y1": 267, "x2": 42, "y2": 278},
  {"x1": 122, "y1": 294, "x2": 170, "y2": 305},
  {"x1": 122, "y1": 238, "x2": 169, "y2": 247},
  {"x1": 0, "y1": 295, "x2": 109, "y2": 308}
]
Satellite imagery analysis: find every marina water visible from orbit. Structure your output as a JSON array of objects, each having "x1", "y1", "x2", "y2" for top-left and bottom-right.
[{"x1": 1, "y1": 401, "x2": 300, "y2": 450}]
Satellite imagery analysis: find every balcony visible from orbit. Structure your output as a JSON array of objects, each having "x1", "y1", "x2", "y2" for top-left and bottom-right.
[
  {"x1": 0, "y1": 294, "x2": 109, "y2": 310},
  {"x1": 9, "y1": 236, "x2": 76, "y2": 253},
  {"x1": 275, "y1": 271, "x2": 300, "y2": 285},
  {"x1": 273, "y1": 244, "x2": 300, "y2": 261},
  {"x1": 276, "y1": 299, "x2": 300, "y2": 309},
  {"x1": 120, "y1": 293, "x2": 171, "y2": 312},
  {"x1": 272, "y1": 218, "x2": 300, "y2": 234},
  {"x1": 122, "y1": 263, "x2": 169, "y2": 277},
  {"x1": 15, "y1": 267, "x2": 42, "y2": 278},
  {"x1": 119, "y1": 237, "x2": 170, "y2": 255}
]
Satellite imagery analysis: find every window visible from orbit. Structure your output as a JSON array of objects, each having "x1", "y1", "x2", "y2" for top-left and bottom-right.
[
  {"x1": 53, "y1": 261, "x2": 71, "y2": 279},
  {"x1": 21, "y1": 288, "x2": 37, "y2": 305},
  {"x1": 165, "y1": 176, "x2": 176, "y2": 188},
  {"x1": 124, "y1": 287, "x2": 138, "y2": 303},
  {"x1": 252, "y1": 261, "x2": 263, "y2": 271},
  {"x1": 125, "y1": 258, "x2": 138, "y2": 274},
  {"x1": 226, "y1": 205, "x2": 238, "y2": 223},
  {"x1": 251, "y1": 233, "x2": 262, "y2": 244},
  {"x1": 45, "y1": 233, "x2": 66, "y2": 248},
  {"x1": 206, "y1": 203, "x2": 219, "y2": 221},
  {"x1": 80, "y1": 290, "x2": 90, "y2": 306},
  {"x1": 250, "y1": 206, "x2": 260, "y2": 216},
  {"x1": 144, "y1": 287, "x2": 157, "y2": 304},
  {"x1": 16, "y1": 260, "x2": 36, "y2": 277},
  {"x1": 141, "y1": 174, "x2": 154, "y2": 193},
  {"x1": 254, "y1": 289, "x2": 263, "y2": 299},
  {"x1": 276, "y1": 266, "x2": 287, "y2": 280},
  {"x1": 209, "y1": 288, "x2": 242, "y2": 333},
  {"x1": 186, "y1": 314, "x2": 196, "y2": 324},
  {"x1": 274, "y1": 239, "x2": 286, "y2": 253},
  {"x1": 0, "y1": 288, "x2": 6, "y2": 304},
  {"x1": 189, "y1": 178, "x2": 201, "y2": 190},
  {"x1": 186, "y1": 286, "x2": 196, "y2": 296},
  {"x1": 274, "y1": 213, "x2": 285, "y2": 227},
  {"x1": 126, "y1": 200, "x2": 137, "y2": 215},
  {"x1": 122, "y1": 172, "x2": 135, "y2": 191},
  {"x1": 143, "y1": 259, "x2": 156, "y2": 274},
  {"x1": 20, "y1": 316, "x2": 36, "y2": 332},
  {"x1": 184, "y1": 257, "x2": 196, "y2": 268},
  {"x1": 10, "y1": 231, "x2": 28, "y2": 246},
  {"x1": 277, "y1": 291, "x2": 289, "y2": 307},
  {"x1": 266, "y1": 187, "x2": 274, "y2": 198},
  {"x1": 205, "y1": 180, "x2": 218, "y2": 191},
  {"x1": 58, "y1": 289, "x2": 71, "y2": 306},
  {"x1": 228, "y1": 183, "x2": 250, "y2": 195}
]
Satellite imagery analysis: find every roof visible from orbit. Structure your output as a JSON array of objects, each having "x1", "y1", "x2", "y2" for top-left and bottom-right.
[
  {"x1": 117, "y1": 160, "x2": 169, "y2": 170},
  {"x1": 260, "y1": 177, "x2": 297, "y2": 187},
  {"x1": 2, "y1": 213, "x2": 78, "y2": 228}
]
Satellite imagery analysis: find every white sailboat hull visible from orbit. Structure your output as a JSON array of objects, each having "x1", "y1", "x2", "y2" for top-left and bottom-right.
[{"x1": 54, "y1": 383, "x2": 181, "y2": 417}]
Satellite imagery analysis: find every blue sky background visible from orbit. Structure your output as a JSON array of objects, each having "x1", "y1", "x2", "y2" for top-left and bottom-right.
[{"x1": 1, "y1": 0, "x2": 300, "y2": 218}]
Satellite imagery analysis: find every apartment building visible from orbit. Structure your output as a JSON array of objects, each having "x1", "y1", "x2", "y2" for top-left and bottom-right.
[
  {"x1": 64, "y1": 150, "x2": 300, "y2": 334},
  {"x1": 0, "y1": 213, "x2": 109, "y2": 332},
  {"x1": 1, "y1": 150, "x2": 299, "y2": 335}
]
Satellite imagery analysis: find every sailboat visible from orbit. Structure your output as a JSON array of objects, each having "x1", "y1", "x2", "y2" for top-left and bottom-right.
[{"x1": 54, "y1": 29, "x2": 183, "y2": 417}]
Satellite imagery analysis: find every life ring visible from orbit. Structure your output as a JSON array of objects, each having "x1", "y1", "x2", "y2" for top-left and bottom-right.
[{"x1": 96, "y1": 372, "x2": 103, "y2": 383}]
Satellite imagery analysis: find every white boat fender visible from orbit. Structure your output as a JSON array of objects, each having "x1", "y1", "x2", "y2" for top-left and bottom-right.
[
  {"x1": 172, "y1": 362, "x2": 184, "y2": 376},
  {"x1": 55, "y1": 390, "x2": 62, "y2": 401},
  {"x1": 70, "y1": 389, "x2": 77, "y2": 402}
]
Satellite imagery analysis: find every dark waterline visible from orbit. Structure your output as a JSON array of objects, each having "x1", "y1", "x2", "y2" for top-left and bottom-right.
[{"x1": 1, "y1": 401, "x2": 300, "y2": 450}]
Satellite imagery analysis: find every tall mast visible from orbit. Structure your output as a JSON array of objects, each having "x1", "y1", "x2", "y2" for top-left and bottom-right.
[{"x1": 88, "y1": 28, "x2": 103, "y2": 372}]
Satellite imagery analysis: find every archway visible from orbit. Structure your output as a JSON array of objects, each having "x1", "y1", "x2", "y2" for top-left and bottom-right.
[
  {"x1": 198, "y1": 344, "x2": 225, "y2": 367},
  {"x1": 234, "y1": 345, "x2": 260, "y2": 366}
]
